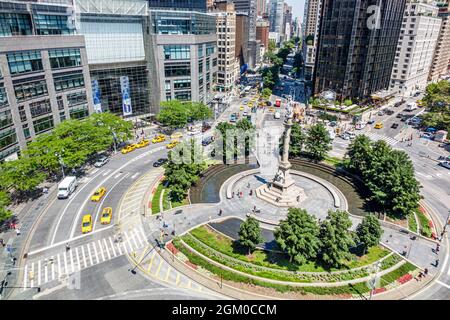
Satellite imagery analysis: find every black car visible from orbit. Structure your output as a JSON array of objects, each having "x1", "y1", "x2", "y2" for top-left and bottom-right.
[
  {"x1": 367, "y1": 119, "x2": 375, "y2": 124},
  {"x1": 153, "y1": 158, "x2": 168, "y2": 167},
  {"x1": 396, "y1": 113, "x2": 403, "y2": 119},
  {"x1": 391, "y1": 123, "x2": 399, "y2": 129},
  {"x1": 385, "y1": 109, "x2": 394, "y2": 115}
]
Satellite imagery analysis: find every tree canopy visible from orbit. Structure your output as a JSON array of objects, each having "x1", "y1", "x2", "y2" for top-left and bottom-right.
[
  {"x1": 238, "y1": 217, "x2": 264, "y2": 254},
  {"x1": 304, "y1": 123, "x2": 332, "y2": 161},
  {"x1": 274, "y1": 208, "x2": 321, "y2": 264},
  {"x1": 157, "y1": 100, "x2": 213, "y2": 129},
  {"x1": 356, "y1": 215, "x2": 383, "y2": 253}
]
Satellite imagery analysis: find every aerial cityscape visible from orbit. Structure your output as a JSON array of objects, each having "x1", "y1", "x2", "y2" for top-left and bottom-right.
[{"x1": 0, "y1": 0, "x2": 449, "y2": 304}]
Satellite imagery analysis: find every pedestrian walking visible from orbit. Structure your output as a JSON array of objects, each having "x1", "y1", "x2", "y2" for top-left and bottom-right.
[
  {"x1": 219, "y1": 209, "x2": 222, "y2": 216},
  {"x1": 436, "y1": 244, "x2": 440, "y2": 253},
  {"x1": 0, "y1": 238, "x2": 4, "y2": 247},
  {"x1": 232, "y1": 191, "x2": 235, "y2": 198},
  {"x1": 424, "y1": 268, "x2": 428, "y2": 275},
  {"x1": 435, "y1": 259, "x2": 440, "y2": 267},
  {"x1": 247, "y1": 182, "x2": 251, "y2": 188},
  {"x1": 65, "y1": 243, "x2": 70, "y2": 251},
  {"x1": 249, "y1": 190, "x2": 253, "y2": 196}
]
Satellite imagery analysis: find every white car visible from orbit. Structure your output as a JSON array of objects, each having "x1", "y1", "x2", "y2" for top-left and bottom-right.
[
  {"x1": 274, "y1": 112, "x2": 281, "y2": 119},
  {"x1": 439, "y1": 161, "x2": 450, "y2": 169},
  {"x1": 94, "y1": 156, "x2": 109, "y2": 168}
]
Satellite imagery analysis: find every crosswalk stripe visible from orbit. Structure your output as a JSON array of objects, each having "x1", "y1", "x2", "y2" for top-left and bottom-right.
[
  {"x1": 87, "y1": 243, "x2": 94, "y2": 266},
  {"x1": 75, "y1": 247, "x2": 81, "y2": 272},
  {"x1": 92, "y1": 242, "x2": 99, "y2": 264},
  {"x1": 81, "y1": 246, "x2": 88, "y2": 268},
  {"x1": 44, "y1": 262, "x2": 48, "y2": 283},
  {"x1": 130, "y1": 231, "x2": 140, "y2": 250},
  {"x1": 37, "y1": 260, "x2": 41, "y2": 286},
  {"x1": 97, "y1": 240, "x2": 106, "y2": 262},
  {"x1": 108, "y1": 237, "x2": 117, "y2": 257},
  {"x1": 57, "y1": 254, "x2": 61, "y2": 278},
  {"x1": 103, "y1": 238, "x2": 111, "y2": 260},
  {"x1": 51, "y1": 256, "x2": 55, "y2": 281},
  {"x1": 30, "y1": 263, "x2": 34, "y2": 288},
  {"x1": 116, "y1": 239, "x2": 123, "y2": 255},
  {"x1": 63, "y1": 251, "x2": 68, "y2": 276},
  {"x1": 69, "y1": 249, "x2": 75, "y2": 273},
  {"x1": 134, "y1": 229, "x2": 145, "y2": 247},
  {"x1": 123, "y1": 231, "x2": 134, "y2": 253},
  {"x1": 23, "y1": 264, "x2": 28, "y2": 289}
]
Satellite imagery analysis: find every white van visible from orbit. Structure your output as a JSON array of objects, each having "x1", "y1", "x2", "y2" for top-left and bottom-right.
[
  {"x1": 58, "y1": 176, "x2": 77, "y2": 199},
  {"x1": 406, "y1": 102, "x2": 417, "y2": 111}
]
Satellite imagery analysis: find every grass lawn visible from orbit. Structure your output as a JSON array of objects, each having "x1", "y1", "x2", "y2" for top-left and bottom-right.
[
  {"x1": 189, "y1": 225, "x2": 390, "y2": 273},
  {"x1": 323, "y1": 156, "x2": 344, "y2": 167},
  {"x1": 379, "y1": 262, "x2": 416, "y2": 287},
  {"x1": 151, "y1": 183, "x2": 164, "y2": 215},
  {"x1": 416, "y1": 209, "x2": 432, "y2": 238},
  {"x1": 408, "y1": 213, "x2": 418, "y2": 233},
  {"x1": 162, "y1": 189, "x2": 171, "y2": 211}
]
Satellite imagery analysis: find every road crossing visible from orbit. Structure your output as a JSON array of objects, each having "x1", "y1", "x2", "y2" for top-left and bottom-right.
[
  {"x1": 358, "y1": 131, "x2": 399, "y2": 146},
  {"x1": 23, "y1": 226, "x2": 147, "y2": 291}
]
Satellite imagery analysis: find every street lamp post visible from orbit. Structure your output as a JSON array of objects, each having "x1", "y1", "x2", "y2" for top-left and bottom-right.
[{"x1": 55, "y1": 152, "x2": 65, "y2": 178}]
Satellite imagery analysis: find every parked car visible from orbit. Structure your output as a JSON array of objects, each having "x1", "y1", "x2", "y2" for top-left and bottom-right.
[
  {"x1": 391, "y1": 123, "x2": 399, "y2": 129},
  {"x1": 202, "y1": 136, "x2": 214, "y2": 146},
  {"x1": 439, "y1": 161, "x2": 450, "y2": 169},
  {"x1": 153, "y1": 158, "x2": 168, "y2": 167},
  {"x1": 94, "y1": 156, "x2": 109, "y2": 168},
  {"x1": 385, "y1": 109, "x2": 394, "y2": 115},
  {"x1": 367, "y1": 119, "x2": 375, "y2": 124}
]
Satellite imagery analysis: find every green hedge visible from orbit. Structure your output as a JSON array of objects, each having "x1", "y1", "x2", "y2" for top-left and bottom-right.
[
  {"x1": 151, "y1": 183, "x2": 164, "y2": 214},
  {"x1": 380, "y1": 262, "x2": 416, "y2": 286},
  {"x1": 408, "y1": 213, "x2": 418, "y2": 233},
  {"x1": 416, "y1": 209, "x2": 432, "y2": 238}
]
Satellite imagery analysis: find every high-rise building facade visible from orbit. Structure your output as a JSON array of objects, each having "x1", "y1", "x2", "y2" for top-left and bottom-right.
[
  {"x1": 429, "y1": 1, "x2": 450, "y2": 82},
  {"x1": 233, "y1": 0, "x2": 258, "y2": 68},
  {"x1": 314, "y1": 0, "x2": 407, "y2": 100},
  {"x1": 75, "y1": 0, "x2": 152, "y2": 119},
  {"x1": 268, "y1": 0, "x2": 283, "y2": 36},
  {"x1": 211, "y1": 1, "x2": 240, "y2": 92},
  {"x1": 303, "y1": 0, "x2": 322, "y2": 80},
  {"x1": 256, "y1": 0, "x2": 266, "y2": 16},
  {"x1": 148, "y1": 0, "x2": 207, "y2": 12},
  {"x1": 256, "y1": 18, "x2": 270, "y2": 48},
  {"x1": 390, "y1": 1, "x2": 441, "y2": 97},
  {"x1": 148, "y1": 10, "x2": 218, "y2": 105},
  {"x1": 0, "y1": 0, "x2": 94, "y2": 161}
]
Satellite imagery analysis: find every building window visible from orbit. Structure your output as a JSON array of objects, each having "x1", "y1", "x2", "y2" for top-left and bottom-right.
[
  {"x1": 53, "y1": 72, "x2": 85, "y2": 92},
  {"x1": 206, "y1": 43, "x2": 216, "y2": 55},
  {"x1": 0, "y1": 110, "x2": 13, "y2": 130},
  {"x1": 33, "y1": 14, "x2": 74, "y2": 35},
  {"x1": 0, "y1": 128, "x2": 17, "y2": 152},
  {"x1": 164, "y1": 45, "x2": 190, "y2": 60},
  {"x1": 0, "y1": 84, "x2": 8, "y2": 108},
  {"x1": 174, "y1": 91, "x2": 191, "y2": 101},
  {"x1": 0, "y1": 12, "x2": 32, "y2": 37},
  {"x1": 49, "y1": 49, "x2": 82, "y2": 69},
  {"x1": 7, "y1": 50, "x2": 43, "y2": 75},
  {"x1": 199, "y1": 61, "x2": 203, "y2": 74},
  {"x1": 165, "y1": 63, "x2": 191, "y2": 77},
  {"x1": 29, "y1": 99, "x2": 52, "y2": 118},
  {"x1": 198, "y1": 45, "x2": 204, "y2": 58},
  {"x1": 59, "y1": 111, "x2": 66, "y2": 122},
  {"x1": 14, "y1": 79, "x2": 48, "y2": 102},
  {"x1": 57, "y1": 96, "x2": 64, "y2": 110},
  {"x1": 22, "y1": 123, "x2": 30, "y2": 139},
  {"x1": 67, "y1": 91, "x2": 87, "y2": 106},
  {"x1": 33, "y1": 115, "x2": 54, "y2": 134},
  {"x1": 69, "y1": 104, "x2": 89, "y2": 119},
  {"x1": 173, "y1": 78, "x2": 191, "y2": 90}
]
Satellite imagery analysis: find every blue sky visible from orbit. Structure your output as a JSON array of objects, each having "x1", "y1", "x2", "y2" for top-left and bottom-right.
[{"x1": 285, "y1": 0, "x2": 305, "y2": 22}]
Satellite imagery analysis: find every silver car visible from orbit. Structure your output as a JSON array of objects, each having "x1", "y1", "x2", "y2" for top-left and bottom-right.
[
  {"x1": 439, "y1": 161, "x2": 450, "y2": 170},
  {"x1": 94, "y1": 156, "x2": 109, "y2": 168}
]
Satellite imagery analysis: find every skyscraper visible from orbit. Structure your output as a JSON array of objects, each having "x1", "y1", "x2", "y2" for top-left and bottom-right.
[
  {"x1": 314, "y1": 0, "x2": 407, "y2": 100},
  {"x1": 268, "y1": 0, "x2": 284, "y2": 35},
  {"x1": 303, "y1": 0, "x2": 322, "y2": 80},
  {"x1": 429, "y1": 1, "x2": 450, "y2": 82},
  {"x1": 148, "y1": 0, "x2": 208, "y2": 12},
  {"x1": 390, "y1": 1, "x2": 441, "y2": 97},
  {"x1": 233, "y1": 0, "x2": 258, "y2": 68}
]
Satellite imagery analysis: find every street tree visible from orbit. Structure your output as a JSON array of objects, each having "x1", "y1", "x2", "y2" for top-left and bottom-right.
[
  {"x1": 347, "y1": 135, "x2": 372, "y2": 176},
  {"x1": 304, "y1": 123, "x2": 332, "y2": 161},
  {"x1": 289, "y1": 123, "x2": 306, "y2": 158},
  {"x1": 157, "y1": 100, "x2": 189, "y2": 129},
  {"x1": 356, "y1": 215, "x2": 383, "y2": 253},
  {"x1": 319, "y1": 210, "x2": 355, "y2": 268},
  {"x1": 238, "y1": 217, "x2": 264, "y2": 255},
  {"x1": 0, "y1": 157, "x2": 46, "y2": 193},
  {"x1": 274, "y1": 208, "x2": 320, "y2": 264},
  {"x1": 261, "y1": 88, "x2": 272, "y2": 100},
  {"x1": 189, "y1": 102, "x2": 213, "y2": 122},
  {"x1": 0, "y1": 191, "x2": 12, "y2": 223}
]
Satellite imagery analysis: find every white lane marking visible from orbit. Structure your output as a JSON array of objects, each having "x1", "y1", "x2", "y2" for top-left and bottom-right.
[
  {"x1": 102, "y1": 169, "x2": 112, "y2": 176},
  {"x1": 108, "y1": 237, "x2": 117, "y2": 257},
  {"x1": 131, "y1": 172, "x2": 140, "y2": 179},
  {"x1": 75, "y1": 247, "x2": 81, "y2": 272},
  {"x1": 44, "y1": 261, "x2": 48, "y2": 283},
  {"x1": 137, "y1": 228, "x2": 147, "y2": 245},
  {"x1": 29, "y1": 225, "x2": 114, "y2": 256},
  {"x1": 132, "y1": 229, "x2": 144, "y2": 248},
  {"x1": 130, "y1": 230, "x2": 140, "y2": 250},
  {"x1": 69, "y1": 248, "x2": 75, "y2": 273},
  {"x1": 87, "y1": 243, "x2": 94, "y2": 266},
  {"x1": 93, "y1": 173, "x2": 130, "y2": 229},
  {"x1": 81, "y1": 245, "x2": 87, "y2": 268},
  {"x1": 50, "y1": 169, "x2": 105, "y2": 245},
  {"x1": 123, "y1": 231, "x2": 134, "y2": 253},
  {"x1": 57, "y1": 254, "x2": 61, "y2": 277},
  {"x1": 92, "y1": 242, "x2": 99, "y2": 264},
  {"x1": 69, "y1": 148, "x2": 163, "y2": 238},
  {"x1": 51, "y1": 256, "x2": 55, "y2": 281},
  {"x1": 90, "y1": 168, "x2": 100, "y2": 175},
  {"x1": 116, "y1": 240, "x2": 123, "y2": 255},
  {"x1": 23, "y1": 264, "x2": 28, "y2": 290},
  {"x1": 30, "y1": 263, "x2": 34, "y2": 288},
  {"x1": 97, "y1": 240, "x2": 106, "y2": 262},
  {"x1": 436, "y1": 280, "x2": 450, "y2": 290},
  {"x1": 63, "y1": 251, "x2": 68, "y2": 276},
  {"x1": 37, "y1": 260, "x2": 41, "y2": 286},
  {"x1": 114, "y1": 172, "x2": 123, "y2": 179},
  {"x1": 103, "y1": 238, "x2": 111, "y2": 260}
]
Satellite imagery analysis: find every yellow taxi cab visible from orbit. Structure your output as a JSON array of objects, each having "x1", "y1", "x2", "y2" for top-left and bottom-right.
[
  {"x1": 170, "y1": 132, "x2": 183, "y2": 140},
  {"x1": 240, "y1": 106, "x2": 245, "y2": 111},
  {"x1": 248, "y1": 102, "x2": 254, "y2": 107},
  {"x1": 152, "y1": 135, "x2": 166, "y2": 144},
  {"x1": 91, "y1": 187, "x2": 106, "y2": 202},
  {"x1": 268, "y1": 107, "x2": 275, "y2": 113},
  {"x1": 166, "y1": 140, "x2": 180, "y2": 149},
  {"x1": 374, "y1": 123, "x2": 383, "y2": 129},
  {"x1": 121, "y1": 144, "x2": 136, "y2": 154},
  {"x1": 136, "y1": 139, "x2": 149, "y2": 148},
  {"x1": 416, "y1": 100, "x2": 424, "y2": 107},
  {"x1": 81, "y1": 214, "x2": 92, "y2": 234},
  {"x1": 100, "y1": 207, "x2": 113, "y2": 225}
]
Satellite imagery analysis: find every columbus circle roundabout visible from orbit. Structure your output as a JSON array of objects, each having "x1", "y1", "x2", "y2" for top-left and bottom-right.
[{"x1": 111, "y1": 113, "x2": 447, "y2": 300}]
